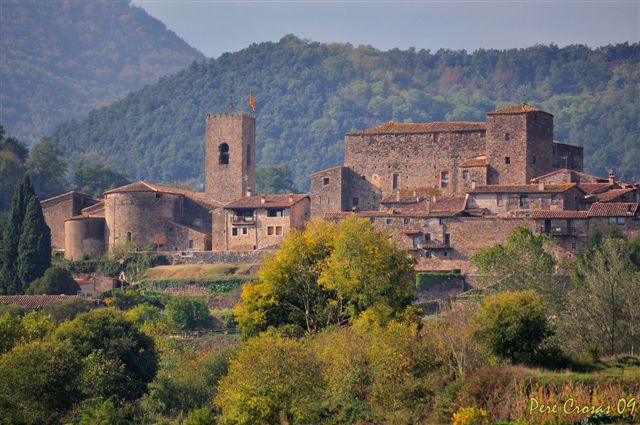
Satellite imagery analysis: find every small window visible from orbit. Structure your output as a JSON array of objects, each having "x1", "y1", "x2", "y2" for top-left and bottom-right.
[
  {"x1": 439, "y1": 218, "x2": 446, "y2": 225},
  {"x1": 267, "y1": 226, "x2": 274, "y2": 235},
  {"x1": 504, "y1": 133, "x2": 510, "y2": 141},
  {"x1": 219, "y1": 143, "x2": 229, "y2": 164},
  {"x1": 323, "y1": 177, "x2": 330, "y2": 186},
  {"x1": 463, "y1": 170, "x2": 469, "y2": 180},
  {"x1": 275, "y1": 226, "x2": 283, "y2": 236},
  {"x1": 551, "y1": 195, "x2": 558, "y2": 203},
  {"x1": 386, "y1": 218, "x2": 393, "y2": 225},
  {"x1": 444, "y1": 233, "x2": 450, "y2": 246},
  {"x1": 519, "y1": 195, "x2": 529, "y2": 208},
  {"x1": 246, "y1": 146, "x2": 251, "y2": 166},
  {"x1": 608, "y1": 217, "x2": 616, "y2": 224},
  {"x1": 267, "y1": 209, "x2": 284, "y2": 217},
  {"x1": 572, "y1": 242, "x2": 577, "y2": 251},
  {"x1": 426, "y1": 251, "x2": 433, "y2": 258},
  {"x1": 155, "y1": 193, "x2": 162, "y2": 199},
  {"x1": 392, "y1": 173, "x2": 400, "y2": 190},
  {"x1": 188, "y1": 240, "x2": 193, "y2": 249},
  {"x1": 242, "y1": 227, "x2": 248, "y2": 235},
  {"x1": 505, "y1": 157, "x2": 511, "y2": 164},
  {"x1": 440, "y1": 171, "x2": 449, "y2": 189},
  {"x1": 617, "y1": 217, "x2": 626, "y2": 225},
  {"x1": 424, "y1": 233, "x2": 431, "y2": 241},
  {"x1": 232, "y1": 227, "x2": 238, "y2": 236},
  {"x1": 403, "y1": 218, "x2": 410, "y2": 224},
  {"x1": 443, "y1": 251, "x2": 448, "y2": 257},
  {"x1": 352, "y1": 197, "x2": 359, "y2": 208}
]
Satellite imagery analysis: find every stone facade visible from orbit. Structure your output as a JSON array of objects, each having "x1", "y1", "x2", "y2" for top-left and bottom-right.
[{"x1": 41, "y1": 191, "x2": 97, "y2": 249}]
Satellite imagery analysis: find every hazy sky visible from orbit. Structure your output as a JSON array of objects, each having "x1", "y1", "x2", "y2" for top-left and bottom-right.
[{"x1": 132, "y1": 1, "x2": 640, "y2": 58}]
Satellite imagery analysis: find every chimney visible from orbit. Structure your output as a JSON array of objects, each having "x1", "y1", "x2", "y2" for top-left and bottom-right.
[
  {"x1": 260, "y1": 195, "x2": 266, "y2": 205},
  {"x1": 396, "y1": 191, "x2": 401, "y2": 202},
  {"x1": 608, "y1": 169, "x2": 615, "y2": 184},
  {"x1": 431, "y1": 195, "x2": 437, "y2": 203},
  {"x1": 424, "y1": 198, "x2": 431, "y2": 214},
  {"x1": 471, "y1": 180, "x2": 477, "y2": 189},
  {"x1": 288, "y1": 194, "x2": 294, "y2": 203},
  {"x1": 538, "y1": 181, "x2": 545, "y2": 191},
  {"x1": 246, "y1": 186, "x2": 252, "y2": 197}
]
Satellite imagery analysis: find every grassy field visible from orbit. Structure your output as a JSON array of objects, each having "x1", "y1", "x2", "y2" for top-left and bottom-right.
[{"x1": 139, "y1": 263, "x2": 259, "y2": 281}]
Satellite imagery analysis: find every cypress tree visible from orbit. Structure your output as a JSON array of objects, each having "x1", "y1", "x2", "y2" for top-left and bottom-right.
[
  {"x1": 0, "y1": 178, "x2": 27, "y2": 294},
  {"x1": 17, "y1": 190, "x2": 51, "y2": 291}
]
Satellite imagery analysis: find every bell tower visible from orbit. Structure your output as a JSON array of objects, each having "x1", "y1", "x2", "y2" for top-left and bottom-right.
[{"x1": 205, "y1": 113, "x2": 256, "y2": 203}]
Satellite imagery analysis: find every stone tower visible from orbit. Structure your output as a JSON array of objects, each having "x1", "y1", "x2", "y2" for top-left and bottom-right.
[
  {"x1": 485, "y1": 104, "x2": 554, "y2": 185},
  {"x1": 205, "y1": 113, "x2": 256, "y2": 203}
]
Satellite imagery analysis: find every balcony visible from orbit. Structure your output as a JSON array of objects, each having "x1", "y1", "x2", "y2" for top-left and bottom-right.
[
  {"x1": 418, "y1": 240, "x2": 449, "y2": 250},
  {"x1": 538, "y1": 226, "x2": 575, "y2": 236},
  {"x1": 231, "y1": 216, "x2": 255, "y2": 225}
]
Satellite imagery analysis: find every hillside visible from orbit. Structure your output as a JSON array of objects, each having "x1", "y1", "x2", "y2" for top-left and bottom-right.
[
  {"x1": 49, "y1": 36, "x2": 640, "y2": 189},
  {"x1": 0, "y1": 0, "x2": 204, "y2": 142}
]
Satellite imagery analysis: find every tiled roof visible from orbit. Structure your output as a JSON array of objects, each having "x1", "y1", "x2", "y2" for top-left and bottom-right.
[
  {"x1": 530, "y1": 169, "x2": 608, "y2": 184},
  {"x1": 402, "y1": 196, "x2": 467, "y2": 214},
  {"x1": 0, "y1": 295, "x2": 79, "y2": 309},
  {"x1": 400, "y1": 230, "x2": 421, "y2": 235},
  {"x1": 530, "y1": 210, "x2": 589, "y2": 219},
  {"x1": 577, "y1": 183, "x2": 614, "y2": 194},
  {"x1": 224, "y1": 194, "x2": 308, "y2": 209},
  {"x1": 40, "y1": 191, "x2": 94, "y2": 204},
  {"x1": 487, "y1": 103, "x2": 546, "y2": 115},
  {"x1": 80, "y1": 200, "x2": 105, "y2": 216},
  {"x1": 381, "y1": 187, "x2": 439, "y2": 204},
  {"x1": 596, "y1": 188, "x2": 636, "y2": 202},
  {"x1": 461, "y1": 156, "x2": 487, "y2": 167},
  {"x1": 468, "y1": 183, "x2": 578, "y2": 194},
  {"x1": 587, "y1": 202, "x2": 639, "y2": 217},
  {"x1": 104, "y1": 181, "x2": 223, "y2": 209},
  {"x1": 349, "y1": 121, "x2": 485, "y2": 135}
]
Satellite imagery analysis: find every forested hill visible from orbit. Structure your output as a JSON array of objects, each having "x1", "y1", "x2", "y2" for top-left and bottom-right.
[
  {"x1": 50, "y1": 36, "x2": 640, "y2": 190},
  {"x1": 0, "y1": 0, "x2": 204, "y2": 142}
]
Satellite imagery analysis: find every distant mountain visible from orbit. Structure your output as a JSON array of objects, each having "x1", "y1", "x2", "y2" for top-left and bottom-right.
[
  {"x1": 0, "y1": 0, "x2": 204, "y2": 142},
  {"x1": 49, "y1": 36, "x2": 640, "y2": 189}
]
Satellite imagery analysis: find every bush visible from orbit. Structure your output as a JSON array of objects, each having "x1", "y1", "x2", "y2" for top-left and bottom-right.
[
  {"x1": 165, "y1": 296, "x2": 211, "y2": 331},
  {"x1": 476, "y1": 290, "x2": 552, "y2": 364},
  {"x1": 26, "y1": 267, "x2": 80, "y2": 295},
  {"x1": 109, "y1": 289, "x2": 164, "y2": 311},
  {"x1": 41, "y1": 298, "x2": 93, "y2": 323}
]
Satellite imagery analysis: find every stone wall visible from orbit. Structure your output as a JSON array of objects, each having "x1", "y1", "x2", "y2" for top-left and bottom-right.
[
  {"x1": 553, "y1": 142, "x2": 583, "y2": 171},
  {"x1": 41, "y1": 192, "x2": 97, "y2": 249},
  {"x1": 205, "y1": 113, "x2": 256, "y2": 203},
  {"x1": 310, "y1": 166, "x2": 350, "y2": 218},
  {"x1": 169, "y1": 250, "x2": 268, "y2": 265},
  {"x1": 64, "y1": 216, "x2": 105, "y2": 260}
]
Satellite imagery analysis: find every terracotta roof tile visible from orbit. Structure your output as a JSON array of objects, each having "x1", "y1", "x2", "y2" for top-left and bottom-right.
[
  {"x1": 596, "y1": 188, "x2": 636, "y2": 202},
  {"x1": 577, "y1": 183, "x2": 614, "y2": 194},
  {"x1": 469, "y1": 183, "x2": 578, "y2": 194},
  {"x1": 104, "y1": 181, "x2": 223, "y2": 209},
  {"x1": 350, "y1": 121, "x2": 485, "y2": 135},
  {"x1": 381, "y1": 187, "x2": 439, "y2": 204},
  {"x1": 487, "y1": 103, "x2": 546, "y2": 115},
  {"x1": 0, "y1": 295, "x2": 80, "y2": 309},
  {"x1": 461, "y1": 156, "x2": 488, "y2": 167},
  {"x1": 530, "y1": 169, "x2": 607, "y2": 184},
  {"x1": 40, "y1": 191, "x2": 95, "y2": 204},
  {"x1": 402, "y1": 196, "x2": 467, "y2": 214},
  {"x1": 530, "y1": 210, "x2": 589, "y2": 219},
  {"x1": 587, "y1": 202, "x2": 639, "y2": 217},
  {"x1": 224, "y1": 194, "x2": 308, "y2": 209}
]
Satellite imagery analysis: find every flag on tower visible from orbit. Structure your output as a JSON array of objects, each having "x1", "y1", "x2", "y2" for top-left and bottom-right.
[{"x1": 249, "y1": 94, "x2": 256, "y2": 112}]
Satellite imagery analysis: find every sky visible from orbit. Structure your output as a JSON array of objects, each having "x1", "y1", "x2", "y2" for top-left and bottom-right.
[{"x1": 132, "y1": 0, "x2": 640, "y2": 58}]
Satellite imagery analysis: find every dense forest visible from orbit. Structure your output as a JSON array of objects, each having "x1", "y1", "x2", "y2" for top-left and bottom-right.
[
  {"x1": 0, "y1": 0, "x2": 204, "y2": 142},
  {"x1": 49, "y1": 36, "x2": 640, "y2": 190}
]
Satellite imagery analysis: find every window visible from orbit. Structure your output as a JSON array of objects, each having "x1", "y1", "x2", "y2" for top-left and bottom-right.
[
  {"x1": 267, "y1": 209, "x2": 284, "y2": 217},
  {"x1": 267, "y1": 226, "x2": 274, "y2": 235},
  {"x1": 519, "y1": 195, "x2": 529, "y2": 208},
  {"x1": 617, "y1": 217, "x2": 626, "y2": 225},
  {"x1": 496, "y1": 194, "x2": 503, "y2": 206},
  {"x1": 463, "y1": 170, "x2": 469, "y2": 180},
  {"x1": 237, "y1": 209, "x2": 253, "y2": 218},
  {"x1": 392, "y1": 173, "x2": 400, "y2": 190},
  {"x1": 504, "y1": 133, "x2": 510, "y2": 141},
  {"x1": 323, "y1": 177, "x2": 330, "y2": 186},
  {"x1": 608, "y1": 217, "x2": 616, "y2": 224},
  {"x1": 443, "y1": 251, "x2": 448, "y2": 257},
  {"x1": 440, "y1": 171, "x2": 449, "y2": 189},
  {"x1": 275, "y1": 226, "x2": 283, "y2": 236},
  {"x1": 242, "y1": 227, "x2": 248, "y2": 235},
  {"x1": 246, "y1": 146, "x2": 251, "y2": 165},
  {"x1": 219, "y1": 143, "x2": 229, "y2": 164},
  {"x1": 155, "y1": 193, "x2": 162, "y2": 199},
  {"x1": 352, "y1": 197, "x2": 359, "y2": 208},
  {"x1": 126, "y1": 232, "x2": 132, "y2": 243},
  {"x1": 444, "y1": 233, "x2": 450, "y2": 246},
  {"x1": 232, "y1": 227, "x2": 238, "y2": 236},
  {"x1": 439, "y1": 218, "x2": 446, "y2": 225},
  {"x1": 188, "y1": 240, "x2": 193, "y2": 249},
  {"x1": 505, "y1": 157, "x2": 511, "y2": 164},
  {"x1": 424, "y1": 233, "x2": 431, "y2": 241},
  {"x1": 551, "y1": 194, "x2": 558, "y2": 204},
  {"x1": 403, "y1": 218, "x2": 410, "y2": 225},
  {"x1": 572, "y1": 242, "x2": 577, "y2": 251},
  {"x1": 386, "y1": 218, "x2": 393, "y2": 225},
  {"x1": 426, "y1": 251, "x2": 433, "y2": 258}
]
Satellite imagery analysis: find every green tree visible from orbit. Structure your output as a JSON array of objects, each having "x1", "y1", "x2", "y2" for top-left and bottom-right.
[
  {"x1": 41, "y1": 297, "x2": 93, "y2": 323},
  {"x1": 74, "y1": 162, "x2": 130, "y2": 198},
  {"x1": 165, "y1": 296, "x2": 211, "y2": 331},
  {"x1": 476, "y1": 290, "x2": 552, "y2": 363},
  {"x1": 27, "y1": 267, "x2": 79, "y2": 295},
  {"x1": 0, "y1": 340, "x2": 82, "y2": 424},
  {"x1": 0, "y1": 126, "x2": 28, "y2": 213},
  {"x1": 0, "y1": 175, "x2": 29, "y2": 294},
  {"x1": 255, "y1": 164, "x2": 297, "y2": 194},
  {"x1": 16, "y1": 191, "x2": 51, "y2": 288},
  {"x1": 214, "y1": 333, "x2": 322, "y2": 425},
  {"x1": 54, "y1": 308, "x2": 158, "y2": 400},
  {"x1": 26, "y1": 137, "x2": 68, "y2": 200},
  {"x1": 74, "y1": 397, "x2": 131, "y2": 425}
]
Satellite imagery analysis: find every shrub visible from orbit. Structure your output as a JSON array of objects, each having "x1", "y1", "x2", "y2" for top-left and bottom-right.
[
  {"x1": 165, "y1": 296, "x2": 211, "y2": 331},
  {"x1": 26, "y1": 267, "x2": 80, "y2": 295},
  {"x1": 452, "y1": 407, "x2": 490, "y2": 425},
  {"x1": 41, "y1": 297, "x2": 93, "y2": 323}
]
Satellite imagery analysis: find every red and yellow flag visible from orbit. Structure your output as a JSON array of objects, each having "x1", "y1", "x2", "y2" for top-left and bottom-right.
[{"x1": 249, "y1": 94, "x2": 256, "y2": 112}]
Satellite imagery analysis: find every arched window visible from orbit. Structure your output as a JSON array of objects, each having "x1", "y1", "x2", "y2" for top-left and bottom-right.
[
  {"x1": 126, "y1": 232, "x2": 132, "y2": 243},
  {"x1": 219, "y1": 143, "x2": 229, "y2": 164},
  {"x1": 246, "y1": 145, "x2": 251, "y2": 166}
]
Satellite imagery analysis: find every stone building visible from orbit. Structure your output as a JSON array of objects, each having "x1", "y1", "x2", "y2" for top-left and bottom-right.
[{"x1": 40, "y1": 191, "x2": 97, "y2": 250}]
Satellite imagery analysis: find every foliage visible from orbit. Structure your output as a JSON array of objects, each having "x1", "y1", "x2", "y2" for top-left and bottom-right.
[
  {"x1": 41, "y1": 297, "x2": 93, "y2": 324},
  {"x1": 184, "y1": 407, "x2": 217, "y2": 425},
  {"x1": 109, "y1": 289, "x2": 164, "y2": 311},
  {"x1": 0, "y1": 311, "x2": 54, "y2": 354},
  {"x1": 562, "y1": 237, "x2": 640, "y2": 357},
  {"x1": 26, "y1": 267, "x2": 79, "y2": 295},
  {"x1": 16, "y1": 192, "x2": 52, "y2": 286},
  {"x1": 47, "y1": 38, "x2": 640, "y2": 189},
  {"x1": 25, "y1": 138, "x2": 69, "y2": 199},
  {"x1": 0, "y1": 126, "x2": 28, "y2": 212},
  {"x1": 475, "y1": 290, "x2": 553, "y2": 364},
  {"x1": 0, "y1": 340, "x2": 82, "y2": 424},
  {"x1": 53, "y1": 308, "x2": 158, "y2": 400},
  {"x1": 235, "y1": 218, "x2": 415, "y2": 337},
  {"x1": 452, "y1": 407, "x2": 490, "y2": 425},
  {"x1": 74, "y1": 162, "x2": 130, "y2": 198},
  {"x1": 124, "y1": 304, "x2": 162, "y2": 326},
  {"x1": 470, "y1": 227, "x2": 560, "y2": 302},
  {"x1": 165, "y1": 296, "x2": 211, "y2": 331},
  {"x1": 1, "y1": 0, "x2": 204, "y2": 141},
  {"x1": 0, "y1": 174, "x2": 29, "y2": 294},
  {"x1": 74, "y1": 397, "x2": 132, "y2": 425},
  {"x1": 255, "y1": 164, "x2": 297, "y2": 194}
]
